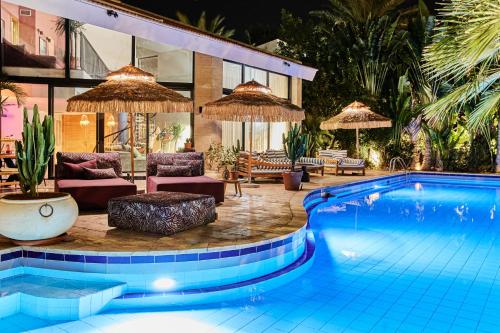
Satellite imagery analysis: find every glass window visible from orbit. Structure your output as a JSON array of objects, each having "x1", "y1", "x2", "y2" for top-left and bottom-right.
[
  {"x1": 223, "y1": 61, "x2": 242, "y2": 89},
  {"x1": 222, "y1": 121, "x2": 242, "y2": 148},
  {"x1": 268, "y1": 73, "x2": 290, "y2": 150},
  {"x1": 135, "y1": 37, "x2": 193, "y2": 83},
  {"x1": 53, "y1": 87, "x2": 96, "y2": 154},
  {"x1": 148, "y1": 91, "x2": 192, "y2": 153},
  {"x1": 1, "y1": 84, "x2": 48, "y2": 142},
  {"x1": 245, "y1": 122, "x2": 268, "y2": 153},
  {"x1": 70, "y1": 23, "x2": 132, "y2": 79},
  {"x1": 244, "y1": 66, "x2": 267, "y2": 85},
  {"x1": 1, "y1": 2, "x2": 65, "y2": 77},
  {"x1": 269, "y1": 73, "x2": 289, "y2": 98}
]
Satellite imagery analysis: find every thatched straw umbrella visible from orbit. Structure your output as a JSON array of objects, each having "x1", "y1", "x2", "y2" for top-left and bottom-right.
[
  {"x1": 66, "y1": 64, "x2": 193, "y2": 180},
  {"x1": 203, "y1": 80, "x2": 305, "y2": 183},
  {"x1": 320, "y1": 101, "x2": 391, "y2": 157}
]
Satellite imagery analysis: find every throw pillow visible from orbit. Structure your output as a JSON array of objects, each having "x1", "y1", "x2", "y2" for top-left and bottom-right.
[
  {"x1": 174, "y1": 159, "x2": 203, "y2": 176},
  {"x1": 156, "y1": 164, "x2": 192, "y2": 177},
  {"x1": 63, "y1": 159, "x2": 97, "y2": 179},
  {"x1": 83, "y1": 167, "x2": 118, "y2": 179}
]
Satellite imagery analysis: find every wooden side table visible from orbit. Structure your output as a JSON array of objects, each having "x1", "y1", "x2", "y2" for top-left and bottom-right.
[{"x1": 223, "y1": 179, "x2": 242, "y2": 197}]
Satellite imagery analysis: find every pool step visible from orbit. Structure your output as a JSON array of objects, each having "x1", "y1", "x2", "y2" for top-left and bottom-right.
[
  {"x1": 0, "y1": 273, "x2": 125, "y2": 320},
  {"x1": 109, "y1": 231, "x2": 316, "y2": 310}
]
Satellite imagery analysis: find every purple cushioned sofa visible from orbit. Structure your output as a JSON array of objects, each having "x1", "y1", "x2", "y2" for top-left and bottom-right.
[
  {"x1": 55, "y1": 152, "x2": 137, "y2": 210},
  {"x1": 147, "y1": 152, "x2": 224, "y2": 203}
]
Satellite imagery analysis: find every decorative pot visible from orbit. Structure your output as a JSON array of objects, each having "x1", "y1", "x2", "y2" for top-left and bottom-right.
[
  {"x1": 283, "y1": 171, "x2": 303, "y2": 191},
  {"x1": 229, "y1": 170, "x2": 239, "y2": 180},
  {"x1": 0, "y1": 193, "x2": 78, "y2": 242},
  {"x1": 222, "y1": 166, "x2": 230, "y2": 180},
  {"x1": 184, "y1": 143, "x2": 192, "y2": 149}
]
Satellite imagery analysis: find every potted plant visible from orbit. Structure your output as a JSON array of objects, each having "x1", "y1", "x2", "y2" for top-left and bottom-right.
[
  {"x1": 184, "y1": 137, "x2": 193, "y2": 150},
  {"x1": 229, "y1": 140, "x2": 241, "y2": 180},
  {"x1": 0, "y1": 106, "x2": 78, "y2": 244},
  {"x1": 282, "y1": 124, "x2": 307, "y2": 191}
]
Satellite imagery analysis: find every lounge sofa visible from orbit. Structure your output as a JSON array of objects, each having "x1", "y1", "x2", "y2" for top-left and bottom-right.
[
  {"x1": 147, "y1": 152, "x2": 224, "y2": 203},
  {"x1": 55, "y1": 152, "x2": 137, "y2": 210}
]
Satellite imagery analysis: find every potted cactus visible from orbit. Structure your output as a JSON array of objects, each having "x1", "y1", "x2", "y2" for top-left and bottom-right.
[
  {"x1": 282, "y1": 124, "x2": 307, "y2": 191},
  {"x1": 0, "y1": 105, "x2": 78, "y2": 244}
]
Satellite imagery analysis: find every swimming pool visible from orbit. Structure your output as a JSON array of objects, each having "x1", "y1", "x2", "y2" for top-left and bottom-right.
[{"x1": 2, "y1": 173, "x2": 500, "y2": 332}]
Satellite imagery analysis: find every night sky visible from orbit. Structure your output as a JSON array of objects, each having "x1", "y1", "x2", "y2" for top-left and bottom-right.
[{"x1": 122, "y1": 0, "x2": 436, "y2": 44}]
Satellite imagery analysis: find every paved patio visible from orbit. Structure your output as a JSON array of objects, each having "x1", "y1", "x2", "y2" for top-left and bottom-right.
[{"x1": 0, "y1": 170, "x2": 390, "y2": 252}]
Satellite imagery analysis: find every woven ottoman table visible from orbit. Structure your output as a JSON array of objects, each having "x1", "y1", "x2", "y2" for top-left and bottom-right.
[{"x1": 108, "y1": 192, "x2": 216, "y2": 235}]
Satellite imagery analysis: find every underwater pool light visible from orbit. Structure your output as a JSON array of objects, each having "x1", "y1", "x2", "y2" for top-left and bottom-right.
[{"x1": 153, "y1": 278, "x2": 176, "y2": 290}]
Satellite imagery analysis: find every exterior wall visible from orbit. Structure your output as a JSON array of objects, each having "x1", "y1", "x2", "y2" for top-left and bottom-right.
[
  {"x1": 291, "y1": 77, "x2": 302, "y2": 108},
  {"x1": 193, "y1": 52, "x2": 223, "y2": 153}
]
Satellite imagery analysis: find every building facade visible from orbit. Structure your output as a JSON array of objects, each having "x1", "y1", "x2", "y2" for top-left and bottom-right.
[{"x1": 0, "y1": 0, "x2": 316, "y2": 176}]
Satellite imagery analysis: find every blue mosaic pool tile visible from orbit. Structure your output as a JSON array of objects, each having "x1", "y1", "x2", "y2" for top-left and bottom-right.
[
  {"x1": 26, "y1": 251, "x2": 45, "y2": 259},
  {"x1": 220, "y1": 250, "x2": 239, "y2": 258},
  {"x1": 107, "y1": 256, "x2": 131, "y2": 264},
  {"x1": 45, "y1": 253, "x2": 64, "y2": 261},
  {"x1": 130, "y1": 256, "x2": 154, "y2": 264},
  {"x1": 256, "y1": 243, "x2": 271, "y2": 252},
  {"x1": 271, "y1": 240, "x2": 284, "y2": 248},
  {"x1": 199, "y1": 252, "x2": 220, "y2": 260},
  {"x1": 85, "y1": 256, "x2": 107, "y2": 264},
  {"x1": 240, "y1": 247, "x2": 256, "y2": 255},
  {"x1": 175, "y1": 253, "x2": 198, "y2": 262},
  {"x1": 154, "y1": 255, "x2": 175, "y2": 263},
  {"x1": 122, "y1": 292, "x2": 144, "y2": 299},
  {"x1": 64, "y1": 254, "x2": 85, "y2": 263},
  {"x1": 1, "y1": 251, "x2": 22, "y2": 262}
]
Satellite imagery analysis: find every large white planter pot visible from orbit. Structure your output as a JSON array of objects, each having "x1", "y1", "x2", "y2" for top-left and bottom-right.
[{"x1": 0, "y1": 193, "x2": 78, "y2": 241}]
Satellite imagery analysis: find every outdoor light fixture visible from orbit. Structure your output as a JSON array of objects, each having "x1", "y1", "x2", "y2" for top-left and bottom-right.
[
  {"x1": 106, "y1": 115, "x2": 116, "y2": 128},
  {"x1": 79, "y1": 114, "x2": 90, "y2": 127},
  {"x1": 107, "y1": 9, "x2": 118, "y2": 18}
]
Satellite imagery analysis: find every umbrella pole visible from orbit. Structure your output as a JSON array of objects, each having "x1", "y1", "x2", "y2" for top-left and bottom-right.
[
  {"x1": 129, "y1": 113, "x2": 135, "y2": 182},
  {"x1": 248, "y1": 120, "x2": 253, "y2": 183},
  {"x1": 356, "y1": 127, "x2": 360, "y2": 158},
  {"x1": 241, "y1": 119, "x2": 259, "y2": 188}
]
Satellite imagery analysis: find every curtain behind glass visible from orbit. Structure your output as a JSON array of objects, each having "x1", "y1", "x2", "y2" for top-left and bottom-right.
[
  {"x1": 222, "y1": 121, "x2": 242, "y2": 148},
  {"x1": 245, "y1": 122, "x2": 268, "y2": 153},
  {"x1": 223, "y1": 62, "x2": 242, "y2": 89},
  {"x1": 269, "y1": 73, "x2": 290, "y2": 150},
  {"x1": 244, "y1": 67, "x2": 267, "y2": 85}
]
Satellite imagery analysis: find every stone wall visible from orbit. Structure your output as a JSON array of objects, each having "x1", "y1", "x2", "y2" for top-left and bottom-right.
[{"x1": 193, "y1": 52, "x2": 223, "y2": 154}]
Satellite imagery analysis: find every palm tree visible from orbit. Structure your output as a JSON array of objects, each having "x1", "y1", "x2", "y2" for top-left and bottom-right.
[
  {"x1": 0, "y1": 80, "x2": 25, "y2": 111},
  {"x1": 423, "y1": 0, "x2": 500, "y2": 170},
  {"x1": 1, "y1": 79, "x2": 26, "y2": 142},
  {"x1": 176, "y1": 11, "x2": 235, "y2": 38},
  {"x1": 312, "y1": 0, "x2": 420, "y2": 26}
]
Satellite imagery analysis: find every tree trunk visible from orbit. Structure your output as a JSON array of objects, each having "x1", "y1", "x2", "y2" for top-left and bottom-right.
[
  {"x1": 410, "y1": 138, "x2": 419, "y2": 169},
  {"x1": 496, "y1": 120, "x2": 500, "y2": 172},
  {"x1": 421, "y1": 133, "x2": 432, "y2": 171}
]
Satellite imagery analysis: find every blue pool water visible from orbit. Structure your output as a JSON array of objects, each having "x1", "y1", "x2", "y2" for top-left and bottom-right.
[{"x1": 2, "y1": 174, "x2": 500, "y2": 332}]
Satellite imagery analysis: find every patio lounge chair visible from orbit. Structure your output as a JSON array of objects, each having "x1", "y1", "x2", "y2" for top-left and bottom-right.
[
  {"x1": 238, "y1": 151, "x2": 291, "y2": 180},
  {"x1": 317, "y1": 149, "x2": 348, "y2": 173},
  {"x1": 263, "y1": 150, "x2": 324, "y2": 175},
  {"x1": 146, "y1": 152, "x2": 224, "y2": 203},
  {"x1": 336, "y1": 158, "x2": 365, "y2": 176},
  {"x1": 55, "y1": 152, "x2": 137, "y2": 210}
]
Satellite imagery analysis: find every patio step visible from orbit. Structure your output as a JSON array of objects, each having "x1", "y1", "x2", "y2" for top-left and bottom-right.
[{"x1": 0, "y1": 273, "x2": 125, "y2": 320}]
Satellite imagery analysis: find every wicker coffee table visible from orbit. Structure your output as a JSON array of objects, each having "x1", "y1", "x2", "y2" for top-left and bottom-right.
[{"x1": 108, "y1": 192, "x2": 216, "y2": 235}]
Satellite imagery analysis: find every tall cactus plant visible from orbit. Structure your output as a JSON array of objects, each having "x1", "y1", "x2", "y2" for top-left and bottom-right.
[
  {"x1": 15, "y1": 105, "x2": 55, "y2": 197},
  {"x1": 283, "y1": 124, "x2": 308, "y2": 172}
]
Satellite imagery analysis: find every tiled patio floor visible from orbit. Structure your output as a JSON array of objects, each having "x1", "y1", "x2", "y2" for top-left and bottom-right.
[{"x1": 0, "y1": 170, "x2": 389, "y2": 252}]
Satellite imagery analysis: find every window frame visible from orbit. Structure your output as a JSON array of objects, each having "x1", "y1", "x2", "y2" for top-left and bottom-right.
[{"x1": 0, "y1": 3, "x2": 195, "y2": 178}]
